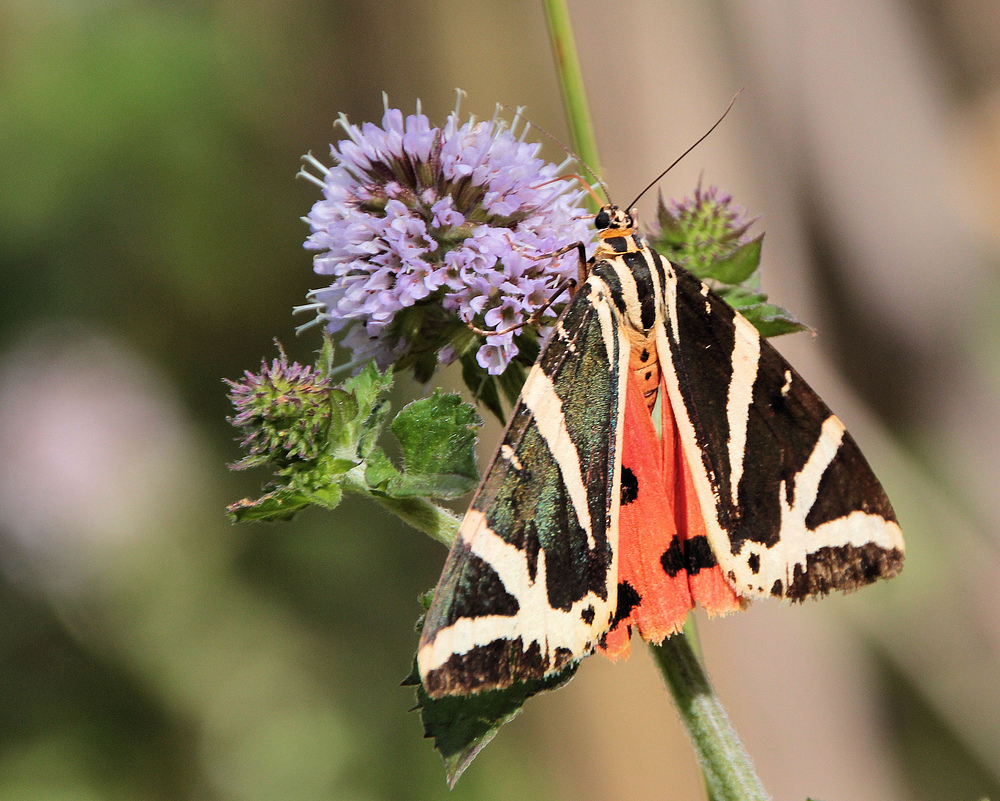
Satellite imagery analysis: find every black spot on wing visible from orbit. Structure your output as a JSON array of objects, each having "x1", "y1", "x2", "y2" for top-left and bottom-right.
[
  {"x1": 770, "y1": 579, "x2": 783, "y2": 596},
  {"x1": 683, "y1": 535, "x2": 718, "y2": 575},
  {"x1": 620, "y1": 467, "x2": 639, "y2": 505},
  {"x1": 784, "y1": 543, "x2": 904, "y2": 600},
  {"x1": 805, "y1": 431, "x2": 898, "y2": 530},
  {"x1": 524, "y1": 529, "x2": 540, "y2": 583},
  {"x1": 613, "y1": 581, "x2": 641, "y2": 625},
  {"x1": 747, "y1": 553, "x2": 760, "y2": 574},
  {"x1": 581, "y1": 605, "x2": 595, "y2": 625},
  {"x1": 553, "y1": 647, "x2": 575, "y2": 670},
  {"x1": 660, "y1": 536, "x2": 686, "y2": 577}
]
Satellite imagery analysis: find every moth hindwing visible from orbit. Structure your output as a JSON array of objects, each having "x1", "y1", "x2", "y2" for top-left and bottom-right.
[{"x1": 418, "y1": 204, "x2": 903, "y2": 697}]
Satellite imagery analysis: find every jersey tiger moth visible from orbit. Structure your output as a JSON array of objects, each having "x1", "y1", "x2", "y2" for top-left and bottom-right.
[{"x1": 417, "y1": 204, "x2": 904, "y2": 697}]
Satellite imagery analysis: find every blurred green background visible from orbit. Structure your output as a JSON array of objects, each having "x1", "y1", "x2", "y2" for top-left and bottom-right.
[{"x1": 1, "y1": 1, "x2": 999, "y2": 799}]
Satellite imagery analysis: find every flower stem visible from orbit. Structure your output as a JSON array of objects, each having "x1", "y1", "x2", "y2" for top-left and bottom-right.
[
  {"x1": 650, "y1": 634, "x2": 771, "y2": 801},
  {"x1": 541, "y1": 0, "x2": 604, "y2": 208}
]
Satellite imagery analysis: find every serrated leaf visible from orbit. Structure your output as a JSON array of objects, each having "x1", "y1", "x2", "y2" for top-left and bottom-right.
[
  {"x1": 329, "y1": 388, "x2": 360, "y2": 424},
  {"x1": 716, "y1": 285, "x2": 766, "y2": 309},
  {"x1": 700, "y1": 234, "x2": 763, "y2": 284},
  {"x1": 226, "y1": 488, "x2": 312, "y2": 522},
  {"x1": 407, "y1": 659, "x2": 578, "y2": 787},
  {"x1": 315, "y1": 334, "x2": 337, "y2": 379},
  {"x1": 300, "y1": 481, "x2": 344, "y2": 510},
  {"x1": 364, "y1": 449, "x2": 402, "y2": 492},
  {"x1": 743, "y1": 307, "x2": 811, "y2": 338},
  {"x1": 714, "y1": 287, "x2": 810, "y2": 339},
  {"x1": 343, "y1": 361, "x2": 393, "y2": 417},
  {"x1": 322, "y1": 456, "x2": 358, "y2": 476},
  {"x1": 389, "y1": 391, "x2": 481, "y2": 500}
]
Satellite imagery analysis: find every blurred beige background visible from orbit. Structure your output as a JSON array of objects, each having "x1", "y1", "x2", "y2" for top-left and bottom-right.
[{"x1": 0, "y1": 1, "x2": 997, "y2": 799}]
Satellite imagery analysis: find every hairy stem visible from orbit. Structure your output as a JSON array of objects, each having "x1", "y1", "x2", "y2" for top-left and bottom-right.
[
  {"x1": 344, "y1": 472, "x2": 461, "y2": 547},
  {"x1": 651, "y1": 634, "x2": 771, "y2": 801}
]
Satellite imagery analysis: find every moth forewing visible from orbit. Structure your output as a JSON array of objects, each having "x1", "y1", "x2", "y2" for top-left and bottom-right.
[{"x1": 417, "y1": 272, "x2": 633, "y2": 697}]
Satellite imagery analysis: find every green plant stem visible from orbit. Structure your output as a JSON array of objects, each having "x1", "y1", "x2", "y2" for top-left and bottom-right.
[
  {"x1": 541, "y1": 0, "x2": 603, "y2": 208},
  {"x1": 650, "y1": 634, "x2": 771, "y2": 801},
  {"x1": 372, "y1": 495, "x2": 460, "y2": 547}
]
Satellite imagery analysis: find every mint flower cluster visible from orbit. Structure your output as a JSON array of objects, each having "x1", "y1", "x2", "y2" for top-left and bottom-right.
[{"x1": 298, "y1": 98, "x2": 592, "y2": 376}]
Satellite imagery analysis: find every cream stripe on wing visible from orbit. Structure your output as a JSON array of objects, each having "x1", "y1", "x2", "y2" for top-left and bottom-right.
[
  {"x1": 586, "y1": 277, "x2": 618, "y2": 367},
  {"x1": 417, "y1": 510, "x2": 611, "y2": 673},
  {"x1": 769, "y1": 414, "x2": 847, "y2": 583},
  {"x1": 611, "y1": 260, "x2": 643, "y2": 330},
  {"x1": 726, "y1": 314, "x2": 761, "y2": 507},
  {"x1": 520, "y1": 365, "x2": 595, "y2": 549}
]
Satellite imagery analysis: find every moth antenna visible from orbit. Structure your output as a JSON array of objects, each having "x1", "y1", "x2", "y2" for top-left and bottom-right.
[
  {"x1": 627, "y1": 90, "x2": 743, "y2": 210},
  {"x1": 534, "y1": 174, "x2": 605, "y2": 209},
  {"x1": 497, "y1": 102, "x2": 613, "y2": 204}
]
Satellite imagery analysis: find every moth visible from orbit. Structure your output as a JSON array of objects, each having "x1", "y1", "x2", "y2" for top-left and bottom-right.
[{"x1": 417, "y1": 204, "x2": 904, "y2": 697}]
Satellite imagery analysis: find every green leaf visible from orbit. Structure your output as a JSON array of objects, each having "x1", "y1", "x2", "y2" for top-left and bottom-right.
[
  {"x1": 390, "y1": 391, "x2": 482, "y2": 500},
  {"x1": 342, "y1": 361, "x2": 393, "y2": 419},
  {"x1": 321, "y1": 456, "x2": 359, "y2": 476},
  {"x1": 299, "y1": 481, "x2": 344, "y2": 510},
  {"x1": 747, "y1": 311, "x2": 811, "y2": 339},
  {"x1": 325, "y1": 388, "x2": 360, "y2": 450},
  {"x1": 226, "y1": 487, "x2": 313, "y2": 522},
  {"x1": 405, "y1": 659, "x2": 578, "y2": 787},
  {"x1": 715, "y1": 287, "x2": 810, "y2": 339},
  {"x1": 699, "y1": 234, "x2": 763, "y2": 284},
  {"x1": 364, "y1": 449, "x2": 402, "y2": 492},
  {"x1": 315, "y1": 333, "x2": 337, "y2": 379},
  {"x1": 340, "y1": 362, "x2": 393, "y2": 459}
]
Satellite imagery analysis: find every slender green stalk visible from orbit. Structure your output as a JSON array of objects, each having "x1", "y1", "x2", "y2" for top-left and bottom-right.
[
  {"x1": 372, "y1": 495, "x2": 460, "y2": 547},
  {"x1": 651, "y1": 635, "x2": 771, "y2": 801},
  {"x1": 342, "y1": 472, "x2": 461, "y2": 548},
  {"x1": 541, "y1": 0, "x2": 604, "y2": 208},
  {"x1": 542, "y1": 5, "x2": 773, "y2": 800}
]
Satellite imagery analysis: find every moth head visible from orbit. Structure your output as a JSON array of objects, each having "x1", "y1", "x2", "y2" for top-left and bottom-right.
[{"x1": 594, "y1": 205, "x2": 636, "y2": 233}]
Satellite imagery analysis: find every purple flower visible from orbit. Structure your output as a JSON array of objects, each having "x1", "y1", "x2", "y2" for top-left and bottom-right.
[{"x1": 298, "y1": 95, "x2": 592, "y2": 376}]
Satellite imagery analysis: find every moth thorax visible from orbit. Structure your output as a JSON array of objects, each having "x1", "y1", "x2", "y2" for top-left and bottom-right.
[{"x1": 628, "y1": 329, "x2": 661, "y2": 412}]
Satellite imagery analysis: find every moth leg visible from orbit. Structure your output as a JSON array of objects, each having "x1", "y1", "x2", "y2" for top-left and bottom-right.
[{"x1": 463, "y1": 275, "x2": 578, "y2": 337}]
